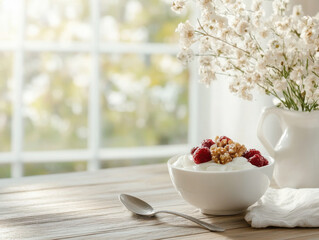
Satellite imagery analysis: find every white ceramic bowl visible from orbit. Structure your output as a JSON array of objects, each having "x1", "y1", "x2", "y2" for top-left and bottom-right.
[{"x1": 167, "y1": 155, "x2": 274, "y2": 215}]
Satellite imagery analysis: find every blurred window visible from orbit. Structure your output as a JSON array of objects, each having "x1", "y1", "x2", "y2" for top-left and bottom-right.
[{"x1": 0, "y1": 0, "x2": 193, "y2": 177}]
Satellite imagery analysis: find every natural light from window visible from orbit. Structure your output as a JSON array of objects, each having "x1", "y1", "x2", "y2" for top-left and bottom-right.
[{"x1": 0, "y1": 0, "x2": 196, "y2": 178}]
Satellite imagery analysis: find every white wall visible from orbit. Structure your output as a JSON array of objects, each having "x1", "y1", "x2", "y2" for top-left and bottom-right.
[{"x1": 209, "y1": 80, "x2": 278, "y2": 153}]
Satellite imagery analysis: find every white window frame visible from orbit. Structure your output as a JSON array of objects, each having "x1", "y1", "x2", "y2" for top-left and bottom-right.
[{"x1": 0, "y1": 0, "x2": 208, "y2": 178}]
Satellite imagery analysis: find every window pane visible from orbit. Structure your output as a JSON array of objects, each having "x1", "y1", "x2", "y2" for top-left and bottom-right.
[
  {"x1": 0, "y1": 164, "x2": 10, "y2": 178},
  {"x1": 100, "y1": 0, "x2": 189, "y2": 43},
  {"x1": 24, "y1": 161, "x2": 86, "y2": 176},
  {"x1": 24, "y1": 53, "x2": 90, "y2": 150},
  {"x1": 26, "y1": 0, "x2": 91, "y2": 42},
  {"x1": 0, "y1": 52, "x2": 12, "y2": 152},
  {"x1": 100, "y1": 53, "x2": 188, "y2": 147},
  {"x1": 0, "y1": 0, "x2": 19, "y2": 41}
]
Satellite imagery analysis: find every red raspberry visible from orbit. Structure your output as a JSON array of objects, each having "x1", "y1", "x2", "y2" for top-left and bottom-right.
[
  {"x1": 263, "y1": 158, "x2": 269, "y2": 166},
  {"x1": 190, "y1": 146, "x2": 199, "y2": 155},
  {"x1": 201, "y1": 139, "x2": 215, "y2": 149},
  {"x1": 219, "y1": 136, "x2": 231, "y2": 143},
  {"x1": 248, "y1": 154, "x2": 263, "y2": 167},
  {"x1": 193, "y1": 147, "x2": 211, "y2": 164},
  {"x1": 248, "y1": 154, "x2": 268, "y2": 167},
  {"x1": 243, "y1": 149, "x2": 261, "y2": 159}
]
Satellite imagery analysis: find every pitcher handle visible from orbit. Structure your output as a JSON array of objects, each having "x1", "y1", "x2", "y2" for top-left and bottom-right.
[{"x1": 257, "y1": 106, "x2": 284, "y2": 158}]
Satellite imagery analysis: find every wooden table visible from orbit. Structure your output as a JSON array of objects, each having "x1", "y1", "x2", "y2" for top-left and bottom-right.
[{"x1": 0, "y1": 164, "x2": 318, "y2": 240}]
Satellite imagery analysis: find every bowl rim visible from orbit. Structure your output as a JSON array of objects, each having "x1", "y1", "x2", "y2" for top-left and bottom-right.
[{"x1": 167, "y1": 154, "x2": 275, "y2": 174}]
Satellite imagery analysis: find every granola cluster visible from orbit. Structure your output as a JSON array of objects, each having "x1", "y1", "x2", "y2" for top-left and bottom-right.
[
  {"x1": 210, "y1": 136, "x2": 247, "y2": 164},
  {"x1": 190, "y1": 136, "x2": 268, "y2": 167}
]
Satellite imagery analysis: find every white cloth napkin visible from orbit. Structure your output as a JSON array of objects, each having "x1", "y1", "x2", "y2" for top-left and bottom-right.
[{"x1": 245, "y1": 187, "x2": 319, "y2": 228}]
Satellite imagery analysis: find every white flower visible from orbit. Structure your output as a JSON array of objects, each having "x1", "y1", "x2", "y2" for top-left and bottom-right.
[
  {"x1": 171, "y1": 0, "x2": 186, "y2": 14},
  {"x1": 229, "y1": 78, "x2": 241, "y2": 93},
  {"x1": 275, "y1": 17, "x2": 290, "y2": 35},
  {"x1": 199, "y1": 37, "x2": 211, "y2": 52},
  {"x1": 268, "y1": 40, "x2": 281, "y2": 50},
  {"x1": 199, "y1": 56, "x2": 212, "y2": 66},
  {"x1": 304, "y1": 75, "x2": 317, "y2": 90},
  {"x1": 197, "y1": 0, "x2": 212, "y2": 6},
  {"x1": 292, "y1": 5, "x2": 303, "y2": 18},
  {"x1": 252, "y1": 0, "x2": 262, "y2": 11},
  {"x1": 274, "y1": 77, "x2": 287, "y2": 91},
  {"x1": 230, "y1": 80, "x2": 253, "y2": 100},
  {"x1": 216, "y1": 15, "x2": 228, "y2": 28},
  {"x1": 219, "y1": 28, "x2": 231, "y2": 40},
  {"x1": 290, "y1": 66, "x2": 304, "y2": 82},
  {"x1": 198, "y1": 56, "x2": 216, "y2": 86},
  {"x1": 300, "y1": 25, "x2": 317, "y2": 44},
  {"x1": 199, "y1": 66, "x2": 216, "y2": 86},
  {"x1": 252, "y1": 10, "x2": 264, "y2": 28},
  {"x1": 177, "y1": 48, "x2": 194, "y2": 65},
  {"x1": 196, "y1": 0, "x2": 214, "y2": 12},
  {"x1": 240, "y1": 87, "x2": 253, "y2": 101},
  {"x1": 175, "y1": 20, "x2": 196, "y2": 48},
  {"x1": 236, "y1": 21, "x2": 249, "y2": 35},
  {"x1": 252, "y1": 72, "x2": 262, "y2": 85},
  {"x1": 201, "y1": 9, "x2": 216, "y2": 23},
  {"x1": 272, "y1": 0, "x2": 289, "y2": 16},
  {"x1": 259, "y1": 28, "x2": 269, "y2": 38}
]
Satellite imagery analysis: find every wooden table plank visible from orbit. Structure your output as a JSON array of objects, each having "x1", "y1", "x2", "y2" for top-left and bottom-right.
[{"x1": 0, "y1": 163, "x2": 317, "y2": 240}]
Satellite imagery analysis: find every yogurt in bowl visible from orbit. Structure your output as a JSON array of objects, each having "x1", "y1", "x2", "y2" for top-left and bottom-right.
[
  {"x1": 173, "y1": 155, "x2": 256, "y2": 172},
  {"x1": 167, "y1": 136, "x2": 274, "y2": 215}
]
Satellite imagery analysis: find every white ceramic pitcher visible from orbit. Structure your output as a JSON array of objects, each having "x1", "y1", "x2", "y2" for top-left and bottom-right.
[{"x1": 257, "y1": 106, "x2": 319, "y2": 188}]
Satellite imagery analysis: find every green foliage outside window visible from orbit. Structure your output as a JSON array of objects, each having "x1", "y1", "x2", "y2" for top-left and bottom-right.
[{"x1": 0, "y1": 0, "x2": 190, "y2": 177}]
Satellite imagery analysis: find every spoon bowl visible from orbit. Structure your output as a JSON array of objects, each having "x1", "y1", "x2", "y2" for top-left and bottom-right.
[
  {"x1": 119, "y1": 194, "x2": 155, "y2": 216},
  {"x1": 119, "y1": 193, "x2": 224, "y2": 232}
]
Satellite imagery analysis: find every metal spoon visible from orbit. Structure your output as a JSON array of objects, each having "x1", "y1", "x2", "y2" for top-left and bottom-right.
[{"x1": 119, "y1": 193, "x2": 225, "y2": 232}]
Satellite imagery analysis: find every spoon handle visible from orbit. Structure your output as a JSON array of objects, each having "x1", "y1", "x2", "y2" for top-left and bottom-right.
[{"x1": 156, "y1": 210, "x2": 225, "y2": 232}]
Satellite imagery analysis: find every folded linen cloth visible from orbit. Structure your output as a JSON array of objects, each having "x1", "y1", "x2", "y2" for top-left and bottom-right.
[{"x1": 245, "y1": 187, "x2": 319, "y2": 228}]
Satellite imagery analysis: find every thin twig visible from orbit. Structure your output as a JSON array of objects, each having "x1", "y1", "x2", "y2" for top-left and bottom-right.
[{"x1": 195, "y1": 53, "x2": 236, "y2": 60}]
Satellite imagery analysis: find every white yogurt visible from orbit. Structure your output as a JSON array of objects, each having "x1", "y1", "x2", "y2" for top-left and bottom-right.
[{"x1": 173, "y1": 154, "x2": 256, "y2": 171}]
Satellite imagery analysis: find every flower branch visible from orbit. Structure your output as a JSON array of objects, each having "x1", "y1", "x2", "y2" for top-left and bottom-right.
[{"x1": 172, "y1": 0, "x2": 319, "y2": 111}]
